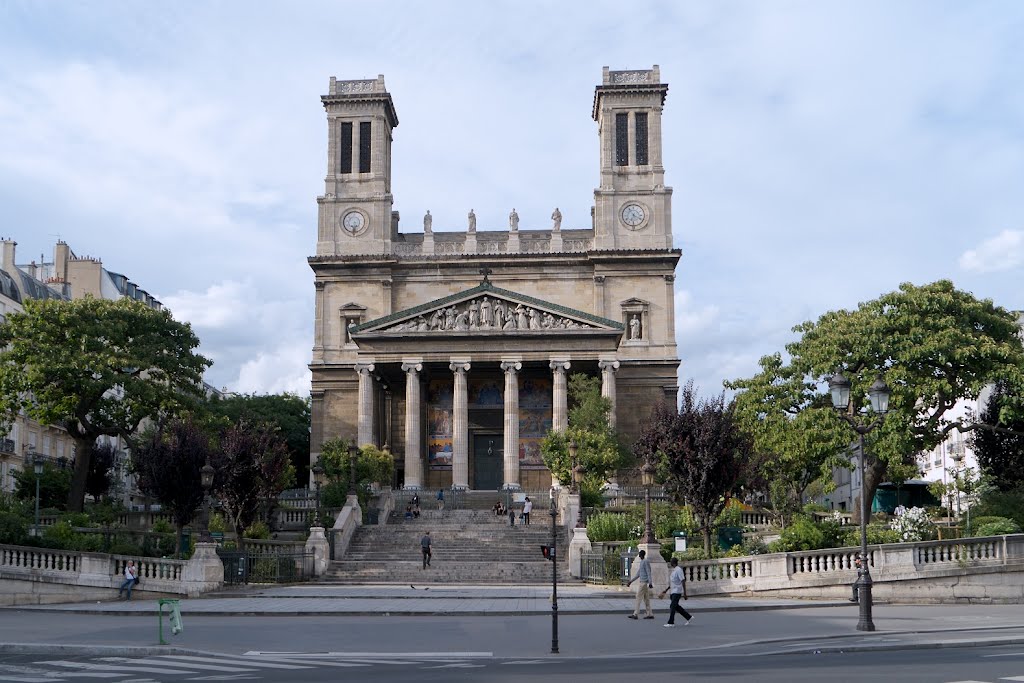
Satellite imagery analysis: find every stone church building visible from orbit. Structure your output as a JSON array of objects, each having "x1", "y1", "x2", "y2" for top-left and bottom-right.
[{"x1": 309, "y1": 66, "x2": 681, "y2": 491}]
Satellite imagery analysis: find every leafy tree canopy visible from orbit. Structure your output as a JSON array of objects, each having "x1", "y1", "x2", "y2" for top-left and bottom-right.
[
  {"x1": 635, "y1": 382, "x2": 753, "y2": 555},
  {"x1": 541, "y1": 373, "x2": 629, "y2": 488},
  {"x1": 972, "y1": 381, "x2": 1024, "y2": 492},
  {"x1": 205, "y1": 392, "x2": 311, "y2": 483},
  {"x1": 84, "y1": 442, "x2": 116, "y2": 502},
  {"x1": 0, "y1": 297, "x2": 211, "y2": 511},
  {"x1": 727, "y1": 281, "x2": 1024, "y2": 514},
  {"x1": 132, "y1": 419, "x2": 213, "y2": 533}
]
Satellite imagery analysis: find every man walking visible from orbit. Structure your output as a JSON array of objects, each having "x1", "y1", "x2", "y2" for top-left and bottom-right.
[
  {"x1": 850, "y1": 553, "x2": 863, "y2": 603},
  {"x1": 421, "y1": 531, "x2": 432, "y2": 569},
  {"x1": 522, "y1": 496, "x2": 532, "y2": 525},
  {"x1": 659, "y1": 557, "x2": 693, "y2": 627},
  {"x1": 626, "y1": 549, "x2": 655, "y2": 619}
]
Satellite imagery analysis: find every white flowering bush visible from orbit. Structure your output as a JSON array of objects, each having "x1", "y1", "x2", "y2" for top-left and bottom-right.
[{"x1": 889, "y1": 506, "x2": 935, "y2": 542}]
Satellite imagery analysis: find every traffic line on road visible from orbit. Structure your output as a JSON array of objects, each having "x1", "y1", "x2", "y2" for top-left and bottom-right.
[
  {"x1": 157, "y1": 655, "x2": 311, "y2": 670},
  {"x1": 99, "y1": 656, "x2": 260, "y2": 673},
  {"x1": 42, "y1": 660, "x2": 198, "y2": 675},
  {"x1": 244, "y1": 650, "x2": 493, "y2": 658}
]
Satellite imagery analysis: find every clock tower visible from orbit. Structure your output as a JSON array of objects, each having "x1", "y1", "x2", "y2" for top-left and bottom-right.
[
  {"x1": 316, "y1": 75, "x2": 399, "y2": 256},
  {"x1": 592, "y1": 65, "x2": 673, "y2": 251}
]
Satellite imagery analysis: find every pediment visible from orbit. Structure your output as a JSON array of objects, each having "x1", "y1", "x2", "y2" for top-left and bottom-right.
[{"x1": 353, "y1": 282, "x2": 623, "y2": 337}]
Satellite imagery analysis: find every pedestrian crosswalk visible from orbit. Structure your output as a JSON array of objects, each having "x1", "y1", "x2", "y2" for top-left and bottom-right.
[{"x1": 0, "y1": 651, "x2": 496, "y2": 681}]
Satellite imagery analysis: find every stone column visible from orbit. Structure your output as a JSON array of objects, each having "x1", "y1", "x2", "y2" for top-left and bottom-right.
[
  {"x1": 402, "y1": 362, "x2": 423, "y2": 489},
  {"x1": 450, "y1": 361, "x2": 471, "y2": 488},
  {"x1": 599, "y1": 359, "x2": 620, "y2": 428},
  {"x1": 501, "y1": 360, "x2": 522, "y2": 489},
  {"x1": 355, "y1": 363, "x2": 375, "y2": 447},
  {"x1": 550, "y1": 361, "x2": 571, "y2": 433}
]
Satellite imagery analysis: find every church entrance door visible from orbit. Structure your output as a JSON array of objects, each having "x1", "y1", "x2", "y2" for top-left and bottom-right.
[{"x1": 473, "y1": 435, "x2": 503, "y2": 490}]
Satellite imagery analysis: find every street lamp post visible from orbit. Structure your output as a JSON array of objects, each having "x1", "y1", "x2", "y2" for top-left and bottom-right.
[
  {"x1": 29, "y1": 447, "x2": 42, "y2": 530},
  {"x1": 640, "y1": 456, "x2": 657, "y2": 545},
  {"x1": 549, "y1": 490, "x2": 558, "y2": 654},
  {"x1": 348, "y1": 444, "x2": 359, "y2": 498},
  {"x1": 312, "y1": 462, "x2": 325, "y2": 527},
  {"x1": 199, "y1": 459, "x2": 214, "y2": 542},
  {"x1": 829, "y1": 372, "x2": 891, "y2": 633}
]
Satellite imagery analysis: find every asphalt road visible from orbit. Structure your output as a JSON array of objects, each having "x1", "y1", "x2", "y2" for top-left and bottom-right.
[{"x1": 2, "y1": 644, "x2": 1024, "y2": 682}]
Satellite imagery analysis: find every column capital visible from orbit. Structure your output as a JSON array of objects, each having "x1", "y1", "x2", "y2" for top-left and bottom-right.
[
  {"x1": 354, "y1": 363, "x2": 376, "y2": 376},
  {"x1": 598, "y1": 359, "x2": 621, "y2": 372},
  {"x1": 449, "y1": 361, "x2": 471, "y2": 374},
  {"x1": 663, "y1": 274, "x2": 675, "y2": 283},
  {"x1": 314, "y1": 280, "x2": 326, "y2": 290},
  {"x1": 500, "y1": 360, "x2": 522, "y2": 373},
  {"x1": 594, "y1": 275, "x2": 606, "y2": 285},
  {"x1": 549, "y1": 360, "x2": 571, "y2": 373},
  {"x1": 401, "y1": 362, "x2": 423, "y2": 374}
]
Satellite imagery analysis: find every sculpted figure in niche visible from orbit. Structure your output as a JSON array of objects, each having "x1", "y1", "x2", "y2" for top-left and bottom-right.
[
  {"x1": 551, "y1": 207, "x2": 562, "y2": 231},
  {"x1": 630, "y1": 314, "x2": 642, "y2": 340},
  {"x1": 528, "y1": 308, "x2": 542, "y2": 330},
  {"x1": 494, "y1": 300, "x2": 507, "y2": 327},
  {"x1": 509, "y1": 208, "x2": 519, "y2": 232},
  {"x1": 542, "y1": 312, "x2": 556, "y2": 329},
  {"x1": 480, "y1": 297, "x2": 492, "y2": 328},
  {"x1": 424, "y1": 210, "x2": 432, "y2": 234},
  {"x1": 468, "y1": 209, "x2": 477, "y2": 233}
]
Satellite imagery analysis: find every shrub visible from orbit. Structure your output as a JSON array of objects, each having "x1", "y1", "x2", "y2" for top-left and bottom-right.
[
  {"x1": 0, "y1": 511, "x2": 27, "y2": 544},
  {"x1": 244, "y1": 521, "x2": 271, "y2": 540},
  {"x1": 714, "y1": 501, "x2": 744, "y2": 529},
  {"x1": 841, "y1": 524, "x2": 901, "y2": 546},
  {"x1": 673, "y1": 547, "x2": 712, "y2": 562},
  {"x1": 976, "y1": 519, "x2": 1021, "y2": 537},
  {"x1": 972, "y1": 489, "x2": 1024, "y2": 529},
  {"x1": 208, "y1": 512, "x2": 227, "y2": 533},
  {"x1": 109, "y1": 541, "x2": 144, "y2": 556},
  {"x1": 585, "y1": 511, "x2": 639, "y2": 542},
  {"x1": 889, "y1": 506, "x2": 935, "y2": 542},
  {"x1": 151, "y1": 518, "x2": 174, "y2": 534},
  {"x1": 773, "y1": 516, "x2": 825, "y2": 552},
  {"x1": 738, "y1": 536, "x2": 768, "y2": 556}
]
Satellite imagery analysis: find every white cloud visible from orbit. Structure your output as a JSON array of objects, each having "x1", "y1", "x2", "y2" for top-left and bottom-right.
[
  {"x1": 234, "y1": 341, "x2": 311, "y2": 396},
  {"x1": 675, "y1": 290, "x2": 719, "y2": 336},
  {"x1": 161, "y1": 280, "x2": 252, "y2": 329},
  {"x1": 959, "y1": 230, "x2": 1024, "y2": 273}
]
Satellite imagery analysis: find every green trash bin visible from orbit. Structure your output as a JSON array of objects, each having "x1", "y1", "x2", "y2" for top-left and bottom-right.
[{"x1": 717, "y1": 526, "x2": 743, "y2": 550}]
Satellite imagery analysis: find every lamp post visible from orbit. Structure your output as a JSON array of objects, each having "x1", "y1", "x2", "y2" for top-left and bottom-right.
[
  {"x1": 348, "y1": 444, "x2": 359, "y2": 498},
  {"x1": 549, "y1": 488, "x2": 558, "y2": 654},
  {"x1": 829, "y1": 372, "x2": 891, "y2": 633},
  {"x1": 28, "y1": 446, "x2": 42, "y2": 529},
  {"x1": 199, "y1": 458, "x2": 214, "y2": 542},
  {"x1": 640, "y1": 456, "x2": 657, "y2": 545},
  {"x1": 312, "y1": 462, "x2": 325, "y2": 527}
]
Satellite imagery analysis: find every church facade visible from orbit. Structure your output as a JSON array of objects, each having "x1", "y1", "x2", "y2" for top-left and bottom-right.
[{"x1": 309, "y1": 66, "x2": 681, "y2": 490}]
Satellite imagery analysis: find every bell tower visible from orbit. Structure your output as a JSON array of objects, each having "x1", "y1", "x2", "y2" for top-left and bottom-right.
[
  {"x1": 317, "y1": 75, "x2": 399, "y2": 256},
  {"x1": 592, "y1": 66, "x2": 672, "y2": 251}
]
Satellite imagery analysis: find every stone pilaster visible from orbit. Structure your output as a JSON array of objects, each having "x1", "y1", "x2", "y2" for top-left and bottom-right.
[
  {"x1": 450, "y1": 360, "x2": 471, "y2": 488},
  {"x1": 501, "y1": 360, "x2": 522, "y2": 488},
  {"x1": 599, "y1": 359, "x2": 620, "y2": 428},
  {"x1": 355, "y1": 363, "x2": 376, "y2": 447},
  {"x1": 550, "y1": 360, "x2": 571, "y2": 432},
  {"x1": 402, "y1": 362, "x2": 423, "y2": 488}
]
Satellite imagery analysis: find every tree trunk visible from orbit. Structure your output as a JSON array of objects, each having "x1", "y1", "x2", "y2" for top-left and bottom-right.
[
  {"x1": 860, "y1": 457, "x2": 889, "y2": 524},
  {"x1": 702, "y1": 525, "x2": 712, "y2": 556},
  {"x1": 66, "y1": 437, "x2": 94, "y2": 513}
]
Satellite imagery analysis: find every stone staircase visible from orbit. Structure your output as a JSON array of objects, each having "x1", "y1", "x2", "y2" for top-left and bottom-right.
[{"x1": 322, "y1": 504, "x2": 571, "y2": 584}]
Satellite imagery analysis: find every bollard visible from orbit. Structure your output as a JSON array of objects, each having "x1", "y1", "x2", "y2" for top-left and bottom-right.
[{"x1": 158, "y1": 599, "x2": 184, "y2": 645}]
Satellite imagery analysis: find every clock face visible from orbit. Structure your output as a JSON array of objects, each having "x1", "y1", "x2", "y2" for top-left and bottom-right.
[
  {"x1": 620, "y1": 203, "x2": 648, "y2": 229},
  {"x1": 341, "y1": 210, "x2": 366, "y2": 234}
]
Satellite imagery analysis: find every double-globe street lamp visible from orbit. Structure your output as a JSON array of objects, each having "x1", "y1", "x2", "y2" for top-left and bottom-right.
[{"x1": 828, "y1": 372, "x2": 891, "y2": 633}]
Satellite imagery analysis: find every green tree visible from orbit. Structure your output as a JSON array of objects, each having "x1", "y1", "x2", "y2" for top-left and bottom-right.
[
  {"x1": 635, "y1": 382, "x2": 754, "y2": 555},
  {"x1": 0, "y1": 298, "x2": 211, "y2": 511},
  {"x1": 14, "y1": 461, "x2": 72, "y2": 511},
  {"x1": 728, "y1": 354, "x2": 852, "y2": 527},
  {"x1": 204, "y1": 393, "x2": 311, "y2": 486},
  {"x1": 84, "y1": 442, "x2": 116, "y2": 502},
  {"x1": 972, "y1": 382, "x2": 1024, "y2": 492},
  {"x1": 728, "y1": 281, "x2": 1024, "y2": 518},
  {"x1": 317, "y1": 439, "x2": 395, "y2": 510},
  {"x1": 212, "y1": 419, "x2": 295, "y2": 542},
  {"x1": 541, "y1": 373, "x2": 629, "y2": 495},
  {"x1": 132, "y1": 419, "x2": 213, "y2": 549}
]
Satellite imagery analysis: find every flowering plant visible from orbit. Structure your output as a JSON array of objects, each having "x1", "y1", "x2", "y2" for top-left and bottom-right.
[{"x1": 889, "y1": 505, "x2": 935, "y2": 542}]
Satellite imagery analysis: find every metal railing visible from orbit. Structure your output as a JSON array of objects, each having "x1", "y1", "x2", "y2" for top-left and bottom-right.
[
  {"x1": 581, "y1": 548, "x2": 636, "y2": 585},
  {"x1": 216, "y1": 547, "x2": 312, "y2": 585}
]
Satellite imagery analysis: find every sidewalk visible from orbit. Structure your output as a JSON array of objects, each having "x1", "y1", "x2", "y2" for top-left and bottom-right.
[{"x1": 2, "y1": 584, "x2": 1023, "y2": 659}]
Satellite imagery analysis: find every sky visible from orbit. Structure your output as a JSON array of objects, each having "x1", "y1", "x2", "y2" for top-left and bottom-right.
[{"x1": 1, "y1": 1, "x2": 1021, "y2": 399}]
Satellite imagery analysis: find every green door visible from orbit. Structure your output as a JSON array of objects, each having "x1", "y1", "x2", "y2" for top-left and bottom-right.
[{"x1": 473, "y1": 435, "x2": 503, "y2": 490}]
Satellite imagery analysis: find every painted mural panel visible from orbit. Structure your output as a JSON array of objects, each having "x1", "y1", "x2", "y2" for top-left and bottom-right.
[
  {"x1": 519, "y1": 376, "x2": 551, "y2": 469},
  {"x1": 427, "y1": 379, "x2": 453, "y2": 469}
]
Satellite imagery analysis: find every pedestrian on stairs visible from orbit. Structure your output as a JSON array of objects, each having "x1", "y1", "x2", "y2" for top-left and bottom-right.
[
  {"x1": 436, "y1": 488, "x2": 445, "y2": 511},
  {"x1": 522, "y1": 496, "x2": 532, "y2": 525},
  {"x1": 421, "y1": 531, "x2": 432, "y2": 569}
]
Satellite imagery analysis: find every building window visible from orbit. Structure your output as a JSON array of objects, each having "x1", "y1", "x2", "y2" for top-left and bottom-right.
[
  {"x1": 615, "y1": 113, "x2": 629, "y2": 166},
  {"x1": 340, "y1": 122, "x2": 353, "y2": 174},
  {"x1": 635, "y1": 112, "x2": 648, "y2": 165},
  {"x1": 359, "y1": 121, "x2": 372, "y2": 173}
]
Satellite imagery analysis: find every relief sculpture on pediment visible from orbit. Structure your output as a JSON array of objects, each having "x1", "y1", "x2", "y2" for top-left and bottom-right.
[{"x1": 379, "y1": 295, "x2": 595, "y2": 334}]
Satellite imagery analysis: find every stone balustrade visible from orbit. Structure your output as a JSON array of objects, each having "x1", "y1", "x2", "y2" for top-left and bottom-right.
[{"x1": 391, "y1": 234, "x2": 593, "y2": 257}]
